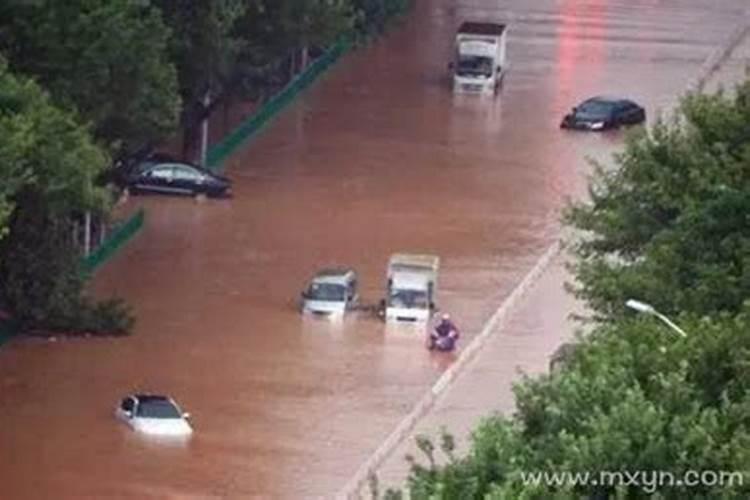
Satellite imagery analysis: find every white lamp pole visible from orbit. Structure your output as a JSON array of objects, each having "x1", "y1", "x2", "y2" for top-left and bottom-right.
[{"x1": 625, "y1": 299, "x2": 688, "y2": 338}]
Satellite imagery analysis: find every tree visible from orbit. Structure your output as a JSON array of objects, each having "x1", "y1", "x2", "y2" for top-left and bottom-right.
[
  {"x1": 240, "y1": 0, "x2": 355, "y2": 71},
  {"x1": 351, "y1": 0, "x2": 411, "y2": 36},
  {"x1": 0, "y1": 59, "x2": 108, "y2": 235},
  {"x1": 0, "y1": 60, "x2": 131, "y2": 334},
  {"x1": 0, "y1": 0, "x2": 180, "y2": 153},
  {"x1": 156, "y1": 0, "x2": 248, "y2": 99},
  {"x1": 392, "y1": 308, "x2": 750, "y2": 499},
  {"x1": 154, "y1": 0, "x2": 248, "y2": 158},
  {"x1": 564, "y1": 83, "x2": 750, "y2": 318},
  {"x1": 155, "y1": 0, "x2": 355, "y2": 158},
  {"x1": 278, "y1": 0, "x2": 355, "y2": 69}
]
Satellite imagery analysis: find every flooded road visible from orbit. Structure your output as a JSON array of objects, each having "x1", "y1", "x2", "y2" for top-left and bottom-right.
[{"x1": 2, "y1": 0, "x2": 748, "y2": 498}]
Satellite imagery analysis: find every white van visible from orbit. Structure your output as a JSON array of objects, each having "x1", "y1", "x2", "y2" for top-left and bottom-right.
[{"x1": 301, "y1": 267, "x2": 358, "y2": 316}]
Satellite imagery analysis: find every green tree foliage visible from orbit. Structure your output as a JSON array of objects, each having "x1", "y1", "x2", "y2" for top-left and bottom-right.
[
  {"x1": 153, "y1": 0, "x2": 248, "y2": 156},
  {"x1": 0, "y1": 0, "x2": 180, "y2": 152},
  {"x1": 155, "y1": 0, "x2": 248, "y2": 104},
  {"x1": 0, "y1": 60, "x2": 108, "y2": 237},
  {"x1": 159, "y1": 0, "x2": 359, "y2": 155},
  {"x1": 278, "y1": 0, "x2": 355, "y2": 51},
  {"x1": 391, "y1": 310, "x2": 750, "y2": 499},
  {"x1": 0, "y1": 60, "x2": 132, "y2": 334},
  {"x1": 0, "y1": 192, "x2": 133, "y2": 334},
  {"x1": 565, "y1": 83, "x2": 750, "y2": 318},
  {"x1": 240, "y1": 0, "x2": 355, "y2": 64},
  {"x1": 351, "y1": 0, "x2": 411, "y2": 36}
]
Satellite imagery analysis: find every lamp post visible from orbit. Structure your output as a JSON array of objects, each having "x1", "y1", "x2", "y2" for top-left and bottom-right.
[{"x1": 625, "y1": 299, "x2": 688, "y2": 337}]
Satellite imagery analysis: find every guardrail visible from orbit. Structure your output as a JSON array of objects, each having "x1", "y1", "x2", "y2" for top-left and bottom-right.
[
  {"x1": 81, "y1": 208, "x2": 145, "y2": 275},
  {"x1": 0, "y1": 317, "x2": 20, "y2": 346}
]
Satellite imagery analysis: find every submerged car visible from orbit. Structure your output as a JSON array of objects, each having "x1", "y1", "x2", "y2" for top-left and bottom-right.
[
  {"x1": 560, "y1": 96, "x2": 646, "y2": 131},
  {"x1": 301, "y1": 267, "x2": 359, "y2": 316},
  {"x1": 116, "y1": 158, "x2": 231, "y2": 198},
  {"x1": 116, "y1": 394, "x2": 193, "y2": 436}
]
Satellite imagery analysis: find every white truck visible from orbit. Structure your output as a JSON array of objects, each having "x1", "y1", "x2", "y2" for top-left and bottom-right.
[
  {"x1": 450, "y1": 22, "x2": 507, "y2": 95},
  {"x1": 384, "y1": 254, "x2": 439, "y2": 322}
]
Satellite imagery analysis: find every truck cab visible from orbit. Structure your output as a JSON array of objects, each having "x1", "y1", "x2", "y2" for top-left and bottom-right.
[
  {"x1": 451, "y1": 22, "x2": 507, "y2": 95},
  {"x1": 301, "y1": 267, "x2": 358, "y2": 316},
  {"x1": 385, "y1": 254, "x2": 439, "y2": 322}
]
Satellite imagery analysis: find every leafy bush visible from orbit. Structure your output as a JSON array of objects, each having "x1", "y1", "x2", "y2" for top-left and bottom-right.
[{"x1": 0, "y1": 193, "x2": 134, "y2": 336}]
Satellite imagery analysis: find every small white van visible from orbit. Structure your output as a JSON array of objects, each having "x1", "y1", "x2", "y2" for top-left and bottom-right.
[{"x1": 301, "y1": 267, "x2": 358, "y2": 316}]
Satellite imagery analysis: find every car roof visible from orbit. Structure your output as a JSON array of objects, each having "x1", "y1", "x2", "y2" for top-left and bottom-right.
[
  {"x1": 136, "y1": 160, "x2": 211, "y2": 174},
  {"x1": 311, "y1": 267, "x2": 355, "y2": 285},
  {"x1": 584, "y1": 96, "x2": 636, "y2": 106},
  {"x1": 458, "y1": 22, "x2": 506, "y2": 36}
]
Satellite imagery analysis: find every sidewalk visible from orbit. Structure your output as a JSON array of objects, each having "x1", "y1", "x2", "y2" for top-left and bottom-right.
[
  {"x1": 345, "y1": 18, "x2": 750, "y2": 500},
  {"x1": 368, "y1": 252, "x2": 583, "y2": 496},
  {"x1": 703, "y1": 23, "x2": 750, "y2": 94}
]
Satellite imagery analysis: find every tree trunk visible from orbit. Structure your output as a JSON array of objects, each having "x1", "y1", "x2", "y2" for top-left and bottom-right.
[
  {"x1": 83, "y1": 212, "x2": 91, "y2": 257},
  {"x1": 199, "y1": 89, "x2": 211, "y2": 166},
  {"x1": 300, "y1": 45, "x2": 310, "y2": 71}
]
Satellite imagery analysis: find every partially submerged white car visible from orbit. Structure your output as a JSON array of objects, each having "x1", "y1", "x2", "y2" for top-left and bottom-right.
[
  {"x1": 301, "y1": 267, "x2": 359, "y2": 316},
  {"x1": 116, "y1": 394, "x2": 193, "y2": 437}
]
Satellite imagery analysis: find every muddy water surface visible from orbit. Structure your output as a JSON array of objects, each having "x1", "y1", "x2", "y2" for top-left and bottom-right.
[{"x1": 1, "y1": 0, "x2": 747, "y2": 498}]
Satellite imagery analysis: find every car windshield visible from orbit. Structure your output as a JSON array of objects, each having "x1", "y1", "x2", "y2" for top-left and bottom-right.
[
  {"x1": 456, "y1": 55, "x2": 493, "y2": 77},
  {"x1": 136, "y1": 398, "x2": 182, "y2": 419},
  {"x1": 306, "y1": 282, "x2": 346, "y2": 301},
  {"x1": 389, "y1": 289, "x2": 429, "y2": 309},
  {"x1": 576, "y1": 100, "x2": 615, "y2": 119}
]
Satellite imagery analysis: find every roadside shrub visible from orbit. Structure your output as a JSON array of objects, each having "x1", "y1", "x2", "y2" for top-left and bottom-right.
[{"x1": 0, "y1": 193, "x2": 134, "y2": 336}]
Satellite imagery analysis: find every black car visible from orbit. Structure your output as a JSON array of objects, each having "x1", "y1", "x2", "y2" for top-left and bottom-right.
[
  {"x1": 118, "y1": 159, "x2": 232, "y2": 198},
  {"x1": 560, "y1": 96, "x2": 646, "y2": 131}
]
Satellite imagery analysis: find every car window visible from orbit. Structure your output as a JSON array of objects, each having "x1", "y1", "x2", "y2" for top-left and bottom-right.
[
  {"x1": 173, "y1": 165, "x2": 203, "y2": 181},
  {"x1": 622, "y1": 101, "x2": 639, "y2": 113},
  {"x1": 307, "y1": 282, "x2": 346, "y2": 301},
  {"x1": 136, "y1": 399, "x2": 182, "y2": 419},
  {"x1": 577, "y1": 100, "x2": 615, "y2": 117},
  {"x1": 148, "y1": 166, "x2": 174, "y2": 179}
]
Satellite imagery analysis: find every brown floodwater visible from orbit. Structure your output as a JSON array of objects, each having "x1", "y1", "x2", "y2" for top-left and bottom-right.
[{"x1": 1, "y1": 0, "x2": 747, "y2": 498}]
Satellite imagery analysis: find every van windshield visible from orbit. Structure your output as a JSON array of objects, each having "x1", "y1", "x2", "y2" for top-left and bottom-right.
[
  {"x1": 307, "y1": 283, "x2": 346, "y2": 301},
  {"x1": 389, "y1": 289, "x2": 429, "y2": 309}
]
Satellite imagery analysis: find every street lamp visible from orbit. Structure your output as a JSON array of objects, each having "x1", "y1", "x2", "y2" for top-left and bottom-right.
[{"x1": 625, "y1": 299, "x2": 688, "y2": 337}]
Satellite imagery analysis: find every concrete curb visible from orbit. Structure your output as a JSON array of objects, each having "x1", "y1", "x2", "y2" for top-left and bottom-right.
[
  {"x1": 336, "y1": 242, "x2": 561, "y2": 499},
  {"x1": 685, "y1": 17, "x2": 750, "y2": 93}
]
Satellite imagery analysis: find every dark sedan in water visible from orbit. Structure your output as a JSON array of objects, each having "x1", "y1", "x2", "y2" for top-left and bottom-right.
[
  {"x1": 560, "y1": 96, "x2": 646, "y2": 131},
  {"x1": 116, "y1": 159, "x2": 232, "y2": 198}
]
